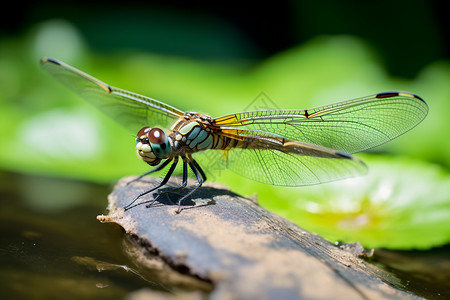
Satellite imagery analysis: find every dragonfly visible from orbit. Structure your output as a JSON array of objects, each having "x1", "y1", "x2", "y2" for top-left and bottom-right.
[{"x1": 41, "y1": 57, "x2": 428, "y2": 212}]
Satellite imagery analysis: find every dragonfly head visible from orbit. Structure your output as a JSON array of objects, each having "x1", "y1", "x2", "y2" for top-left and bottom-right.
[{"x1": 135, "y1": 127, "x2": 172, "y2": 166}]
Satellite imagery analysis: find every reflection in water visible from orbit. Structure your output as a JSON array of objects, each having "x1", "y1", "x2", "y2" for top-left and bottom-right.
[
  {"x1": 71, "y1": 256, "x2": 159, "y2": 286},
  {"x1": 0, "y1": 172, "x2": 171, "y2": 299}
]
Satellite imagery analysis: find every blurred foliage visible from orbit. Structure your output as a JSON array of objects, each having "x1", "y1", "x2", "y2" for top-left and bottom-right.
[
  {"x1": 1, "y1": 19, "x2": 449, "y2": 249},
  {"x1": 261, "y1": 156, "x2": 450, "y2": 250}
]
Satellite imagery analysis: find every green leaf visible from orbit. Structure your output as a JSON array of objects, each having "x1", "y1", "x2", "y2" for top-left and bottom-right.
[{"x1": 260, "y1": 156, "x2": 450, "y2": 250}]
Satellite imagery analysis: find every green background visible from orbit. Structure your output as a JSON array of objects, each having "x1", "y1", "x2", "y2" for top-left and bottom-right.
[{"x1": 1, "y1": 0, "x2": 449, "y2": 250}]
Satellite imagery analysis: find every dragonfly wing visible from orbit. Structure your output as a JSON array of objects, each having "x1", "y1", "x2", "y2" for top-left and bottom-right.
[
  {"x1": 213, "y1": 92, "x2": 428, "y2": 154},
  {"x1": 194, "y1": 137, "x2": 367, "y2": 186},
  {"x1": 41, "y1": 57, "x2": 185, "y2": 133}
]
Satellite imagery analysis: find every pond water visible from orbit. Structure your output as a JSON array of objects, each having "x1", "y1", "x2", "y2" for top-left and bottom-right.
[
  {"x1": 0, "y1": 171, "x2": 448, "y2": 299},
  {"x1": 0, "y1": 171, "x2": 176, "y2": 299}
]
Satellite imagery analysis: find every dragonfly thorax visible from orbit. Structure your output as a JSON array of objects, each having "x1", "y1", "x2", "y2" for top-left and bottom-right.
[
  {"x1": 168, "y1": 112, "x2": 216, "y2": 153},
  {"x1": 136, "y1": 126, "x2": 172, "y2": 166}
]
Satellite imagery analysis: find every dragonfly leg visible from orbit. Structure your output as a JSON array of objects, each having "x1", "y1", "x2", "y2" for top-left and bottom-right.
[
  {"x1": 126, "y1": 158, "x2": 173, "y2": 186},
  {"x1": 191, "y1": 157, "x2": 207, "y2": 182},
  {"x1": 148, "y1": 158, "x2": 189, "y2": 207},
  {"x1": 123, "y1": 157, "x2": 178, "y2": 211},
  {"x1": 175, "y1": 159, "x2": 205, "y2": 214}
]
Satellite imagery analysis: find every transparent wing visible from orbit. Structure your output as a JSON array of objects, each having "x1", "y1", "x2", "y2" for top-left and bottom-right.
[
  {"x1": 41, "y1": 57, "x2": 185, "y2": 133},
  {"x1": 193, "y1": 138, "x2": 367, "y2": 186},
  {"x1": 213, "y1": 92, "x2": 428, "y2": 154},
  {"x1": 201, "y1": 91, "x2": 427, "y2": 185}
]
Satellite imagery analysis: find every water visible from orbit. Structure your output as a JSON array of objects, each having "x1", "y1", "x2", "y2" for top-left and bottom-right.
[{"x1": 0, "y1": 172, "x2": 172, "y2": 299}]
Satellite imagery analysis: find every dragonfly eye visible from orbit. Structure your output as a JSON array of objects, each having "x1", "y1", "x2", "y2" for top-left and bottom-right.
[
  {"x1": 137, "y1": 126, "x2": 151, "y2": 138},
  {"x1": 148, "y1": 128, "x2": 165, "y2": 144},
  {"x1": 136, "y1": 127, "x2": 171, "y2": 165},
  {"x1": 148, "y1": 128, "x2": 172, "y2": 159}
]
